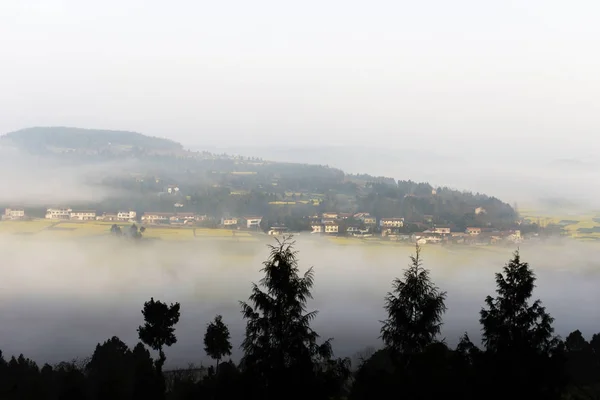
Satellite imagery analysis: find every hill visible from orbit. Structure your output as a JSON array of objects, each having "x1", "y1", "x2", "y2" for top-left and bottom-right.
[
  {"x1": 0, "y1": 126, "x2": 517, "y2": 229},
  {"x1": 1, "y1": 127, "x2": 183, "y2": 154}
]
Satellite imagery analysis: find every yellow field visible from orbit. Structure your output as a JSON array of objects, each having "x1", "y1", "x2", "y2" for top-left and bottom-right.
[
  {"x1": 0, "y1": 220, "x2": 260, "y2": 241},
  {"x1": 519, "y1": 207, "x2": 600, "y2": 240}
]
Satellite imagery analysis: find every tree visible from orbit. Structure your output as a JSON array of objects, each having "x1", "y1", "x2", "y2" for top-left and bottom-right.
[
  {"x1": 380, "y1": 244, "x2": 447, "y2": 356},
  {"x1": 479, "y1": 250, "x2": 565, "y2": 399},
  {"x1": 137, "y1": 298, "x2": 181, "y2": 375},
  {"x1": 480, "y1": 250, "x2": 555, "y2": 353},
  {"x1": 110, "y1": 224, "x2": 122, "y2": 236},
  {"x1": 240, "y1": 235, "x2": 333, "y2": 400},
  {"x1": 204, "y1": 315, "x2": 232, "y2": 372},
  {"x1": 86, "y1": 336, "x2": 133, "y2": 400}
]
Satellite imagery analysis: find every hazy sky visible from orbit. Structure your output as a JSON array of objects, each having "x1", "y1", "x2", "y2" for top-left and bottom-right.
[{"x1": 1, "y1": 0, "x2": 598, "y2": 154}]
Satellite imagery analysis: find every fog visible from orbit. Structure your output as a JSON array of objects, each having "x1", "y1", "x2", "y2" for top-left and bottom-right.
[
  {"x1": 200, "y1": 144, "x2": 600, "y2": 210},
  {"x1": 1, "y1": 235, "x2": 600, "y2": 369},
  {"x1": 0, "y1": 146, "x2": 140, "y2": 206}
]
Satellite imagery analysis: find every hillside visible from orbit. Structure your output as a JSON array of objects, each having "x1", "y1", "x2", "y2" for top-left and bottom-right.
[
  {"x1": 1, "y1": 127, "x2": 183, "y2": 154},
  {"x1": 0, "y1": 127, "x2": 517, "y2": 229}
]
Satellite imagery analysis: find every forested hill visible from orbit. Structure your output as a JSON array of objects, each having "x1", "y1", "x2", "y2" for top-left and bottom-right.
[
  {"x1": 0, "y1": 126, "x2": 516, "y2": 227},
  {"x1": 1, "y1": 127, "x2": 183, "y2": 154}
]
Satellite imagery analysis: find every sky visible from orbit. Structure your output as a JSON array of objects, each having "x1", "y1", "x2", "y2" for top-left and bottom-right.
[{"x1": 1, "y1": 0, "x2": 599, "y2": 155}]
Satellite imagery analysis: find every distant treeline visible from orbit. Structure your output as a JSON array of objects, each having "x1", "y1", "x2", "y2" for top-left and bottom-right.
[{"x1": 0, "y1": 237, "x2": 598, "y2": 400}]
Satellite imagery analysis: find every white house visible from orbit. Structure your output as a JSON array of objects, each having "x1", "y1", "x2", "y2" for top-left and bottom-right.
[
  {"x1": 466, "y1": 227, "x2": 482, "y2": 235},
  {"x1": 46, "y1": 208, "x2": 72, "y2": 219},
  {"x1": 311, "y1": 224, "x2": 323, "y2": 234},
  {"x1": 170, "y1": 213, "x2": 197, "y2": 224},
  {"x1": 244, "y1": 216, "x2": 262, "y2": 229},
  {"x1": 4, "y1": 208, "x2": 25, "y2": 220},
  {"x1": 324, "y1": 222, "x2": 339, "y2": 234},
  {"x1": 142, "y1": 212, "x2": 172, "y2": 223},
  {"x1": 70, "y1": 210, "x2": 96, "y2": 221},
  {"x1": 433, "y1": 226, "x2": 451, "y2": 234},
  {"x1": 221, "y1": 217, "x2": 239, "y2": 227},
  {"x1": 379, "y1": 218, "x2": 404, "y2": 228},
  {"x1": 166, "y1": 185, "x2": 180, "y2": 194},
  {"x1": 117, "y1": 211, "x2": 136, "y2": 221}
]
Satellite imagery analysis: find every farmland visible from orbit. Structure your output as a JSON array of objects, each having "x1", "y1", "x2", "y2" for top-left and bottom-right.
[
  {"x1": 0, "y1": 220, "x2": 262, "y2": 241},
  {"x1": 519, "y1": 206, "x2": 600, "y2": 241}
]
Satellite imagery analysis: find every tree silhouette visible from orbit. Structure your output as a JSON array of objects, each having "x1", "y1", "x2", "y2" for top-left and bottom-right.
[
  {"x1": 138, "y1": 298, "x2": 181, "y2": 375},
  {"x1": 479, "y1": 250, "x2": 565, "y2": 400},
  {"x1": 110, "y1": 224, "x2": 122, "y2": 236},
  {"x1": 480, "y1": 250, "x2": 555, "y2": 353},
  {"x1": 240, "y1": 235, "x2": 333, "y2": 400},
  {"x1": 86, "y1": 336, "x2": 133, "y2": 400},
  {"x1": 204, "y1": 314, "x2": 232, "y2": 372},
  {"x1": 380, "y1": 244, "x2": 447, "y2": 356}
]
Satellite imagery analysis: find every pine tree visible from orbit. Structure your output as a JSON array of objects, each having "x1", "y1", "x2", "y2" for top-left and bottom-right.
[
  {"x1": 240, "y1": 236, "x2": 332, "y2": 399},
  {"x1": 380, "y1": 244, "x2": 447, "y2": 355},
  {"x1": 480, "y1": 250, "x2": 555, "y2": 353}
]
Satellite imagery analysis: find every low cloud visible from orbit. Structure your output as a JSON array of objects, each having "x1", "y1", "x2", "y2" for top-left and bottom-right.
[{"x1": 0, "y1": 235, "x2": 598, "y2": 368}]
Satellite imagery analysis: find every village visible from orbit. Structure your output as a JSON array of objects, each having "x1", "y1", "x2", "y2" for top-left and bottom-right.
[{"x1": 1, "y1": 207, "x2": 526, "y2": 246}]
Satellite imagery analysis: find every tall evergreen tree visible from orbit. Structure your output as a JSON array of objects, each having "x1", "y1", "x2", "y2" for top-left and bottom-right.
[
  {"x1": 480, "y1": 250, "x2": 555, "y2": 353},
  {"x1": 479, "y1": 250, "x2": 565, "y2": 400},
  {"x1": 380, "y1": 244, "x2": 447, "y2": 355},
  {"x1": 240, "y1": 236, "x2": 333, "y2": 400}
]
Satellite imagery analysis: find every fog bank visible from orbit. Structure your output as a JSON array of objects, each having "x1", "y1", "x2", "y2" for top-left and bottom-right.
[{"x1": 1, "y1": 236, "x2": 599, "y2": 367}]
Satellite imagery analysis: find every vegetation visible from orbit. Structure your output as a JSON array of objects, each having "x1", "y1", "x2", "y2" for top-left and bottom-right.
[
  {"x1": 1, "y1": 236, "x2": 600, "y2": 399},
  {"x1": 203, "y1": 315, "x2": 232, "y2": 373},
  {"x1": 2, "y1": 127, "x2": 182, "y2": 153},
  {"x1": 380, "y1": 244, "x2": 447, "y2": 355},
  {"x1": 0, "y1": 127, "x2": 518, "y2": 232}
]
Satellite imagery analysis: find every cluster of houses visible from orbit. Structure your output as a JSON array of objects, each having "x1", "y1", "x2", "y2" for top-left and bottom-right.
[
  {"x1": 310, "y1": 212, "x2": 400, "y2": 236},
  {"x1": 41, "y1": 208, "x2": 138, "y2": 222},
  {"x1": 309, "y1": 212, "x2": 523, "y2": 245},
  {"x1": 2, "y1": 206, "x2": 522, "y2": 245}
]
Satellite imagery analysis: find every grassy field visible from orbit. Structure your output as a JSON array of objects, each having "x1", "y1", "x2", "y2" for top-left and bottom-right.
[
  {"x1": 519, "y1": 206, "x2": 600, "y2": 240},
  {"x1": 0, "y1": 220, "x2": 261, "y2": 241},
  {"x1": 5, "y1": 206, "x2": 600, "y2": 243}
]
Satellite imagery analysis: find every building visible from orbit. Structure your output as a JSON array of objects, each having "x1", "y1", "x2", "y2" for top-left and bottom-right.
[
  {"x1": 311, "y1": 224, "x2": 323, "y2": 234},
  {"x1": 117, "y1": 211, "x2": 137, "y2": 222},
  {"x1": 466, "y1": 227, "x2": 482, "y2": 235},
  {"x1": 70, "y1": 210, "x2": 97, "y2": 221},
  {"x1": 433, "y1": 226, "x2": 451, "y2": 235},
  {"x1": 142, "y1": 212, "x2": 173, "y2": 224},
  {"x1": 98, "y1": 213, "x2": 119, "y2": 221},
  {"x1": 170, "y1": 213, "x2": 197, "y2": 224},
  {"x1": 166, "y1": 185, "x2": 180, "y2": 194},
  {"x1": 244, "y1": 216, "x2": 262, "y2": 229},
  {"x1": 324, "y1": 221, "x2": 339, "y2": 234},
  {"x1": 380, "y1": 218, "x2": 404, "y2": 228},
  {"x1": 354, "y1": 213, "x2": 377, "y2": 225},
  {"x1": 268, "y1": 226, "x2": 288, "y2": 235},
  {"x1": 45, "y1": 208, "x2": 72, "y2": 220},
  {"x1": 475, "y1": 207, "x2": 487, "y2": 215},
  {"x1": 363, "y1": 216, "x2": 377, "y2": 225},
  {"x1": 221, "y1": 217, "x2": 238, "y2": 227},
  {"x1": 3, "y1": 208, "x2": 25, "y2": 220}
]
